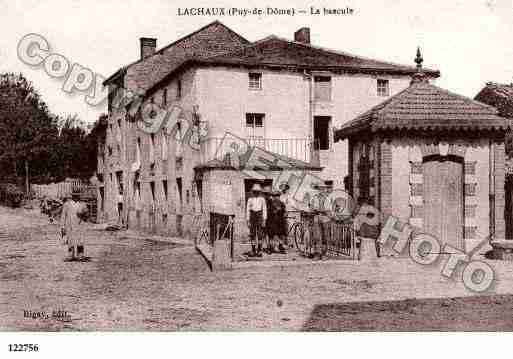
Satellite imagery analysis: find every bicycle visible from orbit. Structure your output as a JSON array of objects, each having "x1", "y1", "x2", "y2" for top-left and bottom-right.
[
  {"x1": 284, "y1": 214, "x2": 312, "y2": 255},
  {"x1": 292, "y1": 211, "x2": 335, "y2": 258}
]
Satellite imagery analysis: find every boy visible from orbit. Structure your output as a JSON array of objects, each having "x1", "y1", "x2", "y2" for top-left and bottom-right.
[{"x1": 246, "y1": 184, "x2": 267, "y2": 257}]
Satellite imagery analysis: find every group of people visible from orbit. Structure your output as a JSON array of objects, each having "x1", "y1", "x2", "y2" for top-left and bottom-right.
[{"x1": 245, "y1": 183, "x2": 289, "y2": 257}]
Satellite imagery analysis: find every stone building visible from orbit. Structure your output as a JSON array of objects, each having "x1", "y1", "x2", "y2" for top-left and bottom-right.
[
  {"x1": 334, "y1": 51, "x2": 512, "y2": 252},
  {"x1": 97, "y1": 21, "x2": 439, "y2": 238},
  {"x1": 475, "y1": 82, "x2": 513, "y2": 240}
]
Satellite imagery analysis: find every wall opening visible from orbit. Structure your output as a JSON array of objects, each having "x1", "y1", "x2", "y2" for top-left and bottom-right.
[
  {"x1": 99, "y1": 187, "x2": 104, "y2": 212},
  {"x1": 150, "y1": 181, "x2": 155, "y2": 203},
  {"x1": 162, "y1": 180, "x2": 168, "y2": 201},
  {"x1": 195, "y1": 179, "x2": 203, "y2": 212},
  {"x1": 314, "y1": 76, "x2": 331, "y2": 101},
  {"x1": 176, "y1": 178, "x2": 183, "y2": 210},
  {"x1": 314, "y1": 116, "x2": 331, "y2": 150},
  {"x1": 422, "y1": 154, "x2": 464, "y2": 250}
]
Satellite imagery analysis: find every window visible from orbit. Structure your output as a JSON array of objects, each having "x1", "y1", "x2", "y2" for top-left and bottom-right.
[
  {"x1": 249, "y1": 72, "x2": 262, "y2": 90},
  {"x1": 99, "y1": 187, "x2": 104, "y2": 211},
  {"x1": 107, "y1": 146, "x2": 113, "y2": 156},
  {"x1": 314, "y1": 76, "x2": 331, "y2": 101},
  {"x1": 150, "y1": 181, "x2": 155, "y2": 203},
  {"x1": 150, "y1": 133, "x2": 155, "y2": 168},
  {"x1": 108, "y1": 87, "x2": 115, "y2": 112},
  {"x1": 133, "y1": 170, "x2": 141, "y2": 204},
  {"x1": 377, "y1": 79, "x2": 389, "y2": 97},
  {"x1": 314, "y1": 116, "x2": 331, "y2": 150},
  {"x1": 176, "y1": 79, "x2": 182, "y2": 99},
  {"x1": 135, "y1": 137, "x2": 141, "y2": 165},
  {"x1": 358, "y1": 154, "x2": 371, "y2": 202},
  {"x1": 245, "y1": 113, "x2": 265, "y2": 139},
  {"x1": 175, "y1": 122, "x2": 183, "y2": 157},
  {"x1": 195, "y1": 179, "x2": 203, "y2": 212},
  {"x1": 163, "y1": 88, "x2": 168, "y2": 107},
  {"x1": 162, "y1": 180, "x2": 168, "y2": 201},
  {"x1": 176, "y1": 178, "x2": 183, "y2": 210},
  {"x1": 115, "y1": 171, "x2": 123, "y2": 195},
  {"x1": 161, "y1": 132, "x2": 168, "y2": 160}
]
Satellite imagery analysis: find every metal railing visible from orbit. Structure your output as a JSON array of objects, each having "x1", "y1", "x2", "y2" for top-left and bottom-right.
[
  {"x1": 200, "y1": 137, "x2": 315, "y2": 164},
  {"x1": 326, "y1": 220, "x2": 356, "y2": 258},
  {"x1": 297, "y1": 212, "x2": 357, "y2": 259}
]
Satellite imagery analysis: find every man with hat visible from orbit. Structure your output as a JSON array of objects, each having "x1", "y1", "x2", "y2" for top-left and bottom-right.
[
  {"x1": 308, "y1": 183, "x2": 332, "y2": 260},
  {"x1": 261, "y1": 184, "x2": 274, "y2": 253},
  {"x1": 246, "y1": 183, "x2": 267, "y2": 257},
  {"x1": 60, "y1": 190, "x2": 87, "y2": 261},
  {"x1": 268, "y1": 190, "x2": 287, "y2": 254}
]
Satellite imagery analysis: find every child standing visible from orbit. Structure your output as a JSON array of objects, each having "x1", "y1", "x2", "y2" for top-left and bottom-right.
[{"x1": 246, "y1": 184, "x2": 267, "y2": 257}]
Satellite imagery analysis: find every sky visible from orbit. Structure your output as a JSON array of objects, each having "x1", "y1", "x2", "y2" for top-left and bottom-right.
[{"x1": 1, "y1": 0, "x2": 513, "y2": 125}]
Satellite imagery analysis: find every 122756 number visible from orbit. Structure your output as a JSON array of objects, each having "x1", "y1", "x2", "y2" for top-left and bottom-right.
[{"x1": 8, "y1": 344, "x2": 39, "y2": 352}]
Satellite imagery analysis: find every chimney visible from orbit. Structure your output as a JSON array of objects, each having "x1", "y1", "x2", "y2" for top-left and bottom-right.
[
  {"x1": 294, "y1": 27, "x2": 310, "y2": 44},
  {"x1": 140, "y1": 37, "x2": 157, "y2": 60}
]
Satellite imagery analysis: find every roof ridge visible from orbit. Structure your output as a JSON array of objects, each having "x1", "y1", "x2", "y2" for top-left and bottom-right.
[
  {"x1": 202, "y1": 37, "x2": 263, "y2": 61},
  {"x1": 262, "y1": 35, "x2": 439, "y2": 74},
  {"x1": 202, "y1": 35, "x2": 288, "y2": 61},
  {"x1": 104, "y1": 20, "x2": 249, "y2": 85},
  {"x1": 156, "y1": 20, "x2": 249, "y2": 56}
]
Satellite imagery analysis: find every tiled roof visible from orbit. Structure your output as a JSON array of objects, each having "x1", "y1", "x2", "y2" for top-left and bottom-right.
[
  {"x1": 335, "y1": 79, "x2": 511, "y2": 140},
  {"x1": 103, "y1": 21, "x2": 250, "y2": 90},
  {"x1": 195, "y1": 148, "x2": 322, "y2": 171},
  {"x1": 145, "y1": 36, "x2": 440, "y2": 97},
  {"x1": 107, "y1": 21, "x2": 441, "y2": 97},
  {"x1": 199, "y1": 36, "x2": 440, "y2": 76},
  {"x1": 475, "y1": 82, "x2": 513, "y2": 118}
]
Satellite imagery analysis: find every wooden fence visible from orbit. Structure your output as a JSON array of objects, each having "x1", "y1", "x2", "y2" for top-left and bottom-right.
[{"x1": 31, "y1": 179, "x2": 88, "y2": 199}]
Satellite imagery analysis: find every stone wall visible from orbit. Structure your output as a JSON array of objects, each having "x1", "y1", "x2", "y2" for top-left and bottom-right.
[
  {"x1": 99, "y1": 55, "x2": 417, "y2": 237},
  {"x1": 349, "y1": 136, "x2": 504, "y2": 251}
]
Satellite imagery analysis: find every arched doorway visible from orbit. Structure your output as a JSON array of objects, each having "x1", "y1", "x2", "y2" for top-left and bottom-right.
[{"x1": 422, "y1": 154, "x2": 464, "y2": 251}]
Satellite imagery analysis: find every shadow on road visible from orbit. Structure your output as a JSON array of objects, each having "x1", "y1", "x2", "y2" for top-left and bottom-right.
[{"x1": 302, "y1": 295, "x2": 513, "y2": 331}]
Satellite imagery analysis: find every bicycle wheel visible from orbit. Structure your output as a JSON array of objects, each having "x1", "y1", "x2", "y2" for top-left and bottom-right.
[{"x1": 294, "y1": 223, "x2": 309, "y2": 254}]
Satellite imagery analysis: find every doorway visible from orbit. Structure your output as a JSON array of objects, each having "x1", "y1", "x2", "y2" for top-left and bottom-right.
[
  {"x1": 422, "y1": 155, "x2": 464, "y2": 251},
  {"x1": 314, "y1": 116, "x2": 331, "y2": 150}
]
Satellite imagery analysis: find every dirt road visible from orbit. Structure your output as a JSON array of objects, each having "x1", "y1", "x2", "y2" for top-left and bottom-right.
[{"x1": 2, "y1": 206, "x2": 513, "y2": 331}]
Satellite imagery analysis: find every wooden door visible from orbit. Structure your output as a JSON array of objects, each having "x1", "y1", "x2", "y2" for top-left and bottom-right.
[{"x1": 423, "y1": 156, "x2": 464, "y2": 251}]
